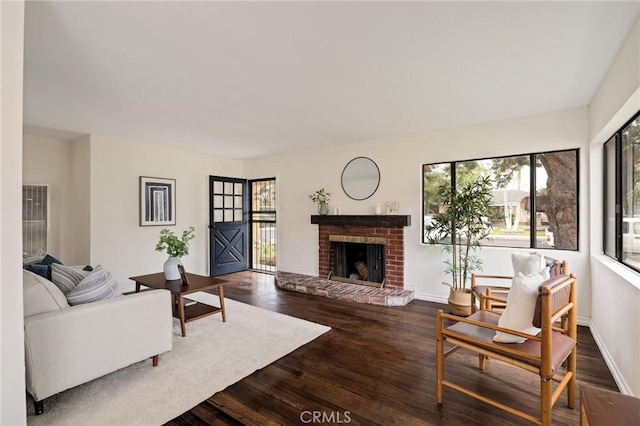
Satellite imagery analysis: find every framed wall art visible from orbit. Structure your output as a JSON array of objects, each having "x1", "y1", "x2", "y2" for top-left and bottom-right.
[{"x1": 140, "y1": 176, "x2": 176, "y2": 226}]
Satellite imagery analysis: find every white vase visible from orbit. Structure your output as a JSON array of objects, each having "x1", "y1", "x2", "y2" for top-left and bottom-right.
[
  {"x1": 318, "y1": 202, "x2": 329, "y2": 215},
  {"x1": 163, "y1": 256, "x2": 182, "y2": 281}
]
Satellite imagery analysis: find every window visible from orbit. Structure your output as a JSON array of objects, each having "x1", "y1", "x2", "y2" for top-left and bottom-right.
[
  {"x1": 605, "y1": 111, "x2": 640, "y2": 271},
  {"x1": 22, "y1": 184, "x2": 49, "y2": 254},
  {"x1": 422, "y1": 149, "x2": 579, "y2": 250}
]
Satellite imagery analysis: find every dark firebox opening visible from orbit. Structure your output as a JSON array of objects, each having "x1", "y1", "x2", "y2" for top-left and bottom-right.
[{"x1": 332, "y1": 242, "x2": 385, "y2": 284}]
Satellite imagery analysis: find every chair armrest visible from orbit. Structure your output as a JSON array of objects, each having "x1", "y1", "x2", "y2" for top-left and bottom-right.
[
  {"x1": 24, "y1": 290, "x2": 173, "y2": 401},
  {"x1": 486, "y1": 289, "x2": 509, "y2": 296},
  {"x1": 439, "y1": 310, "x2": 541, "y2": 345},
  {"x1": 471, "y1": 274, "x2": 512, "y2": 289}
]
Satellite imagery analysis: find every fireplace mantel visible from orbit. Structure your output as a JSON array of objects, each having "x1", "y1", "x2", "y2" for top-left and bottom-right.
[{"x1": 310, "y1": 215, "x2": 411, "y2": 227}]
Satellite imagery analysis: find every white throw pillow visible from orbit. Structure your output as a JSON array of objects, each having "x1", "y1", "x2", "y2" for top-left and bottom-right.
[
  {"x1": 493, "y1": 271, "x2": 549, "y2": 343},
  {"x1": 512, "y1": 252, "x2": 546, "y2": 278},
  {"x1": 66, "y1": 267, "x2": 120, "y2": 305}
]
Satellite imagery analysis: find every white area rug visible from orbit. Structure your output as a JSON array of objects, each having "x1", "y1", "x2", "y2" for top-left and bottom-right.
[{"x1": 27, "y1": 293, "x2": 330, "y2": 425}]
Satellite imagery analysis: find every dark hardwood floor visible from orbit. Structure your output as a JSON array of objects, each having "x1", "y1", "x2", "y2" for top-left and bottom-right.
[{"x1": 166, "y1": 271, "x2": 618, "y2": 426}]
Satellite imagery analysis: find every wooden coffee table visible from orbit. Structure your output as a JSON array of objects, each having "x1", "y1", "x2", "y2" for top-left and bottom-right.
[{"x1": 129, "y1": 272, "x2": 226, "y2": 337}]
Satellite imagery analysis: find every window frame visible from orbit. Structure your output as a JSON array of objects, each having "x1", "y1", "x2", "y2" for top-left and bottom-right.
[
  {"x1": 604, "y1": 110, "x2": 640, "y2": 272},
  {"x1": 422, "y1": 148, "x2": 580, "y2": 251},
  {"x1": 22, "y1": 184, "x2": 49, "y2": 254}
]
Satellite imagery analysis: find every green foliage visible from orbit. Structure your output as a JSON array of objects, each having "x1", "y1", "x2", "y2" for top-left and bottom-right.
[
  {"x1": 424, "y1": 175, "x2": 498, "y2": 290},
  {"x1": 309, "y1": 188, "x2": 330, "y2": 203},
  {"x1": 423, "y1": 165, "x2": 450, "y2": 213},
  {"x1": 257, "y1": 187, "x2": 276, "y2": 210},
  {"x1": 155, "y1": 226, "x2": 195, "y2": 258},
  {"x1": 258, "y1": 243, "x2": 277, "y2": 266},
  {"x1": 490, "y1": 156, "x2": 530, "y2": 189}
]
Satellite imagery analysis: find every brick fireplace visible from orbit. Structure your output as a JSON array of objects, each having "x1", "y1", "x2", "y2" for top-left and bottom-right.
[{"x1": 311, "y1": 215, "x2": 411, "y2": 288}]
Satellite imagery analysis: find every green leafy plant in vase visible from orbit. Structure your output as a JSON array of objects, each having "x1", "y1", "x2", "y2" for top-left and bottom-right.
[
  {"x1": 156, "y1": 226, "x2": 195, "y2": 280},
  {"x1": 309, "y1": 188, "x2": 331, "y2": 215}
]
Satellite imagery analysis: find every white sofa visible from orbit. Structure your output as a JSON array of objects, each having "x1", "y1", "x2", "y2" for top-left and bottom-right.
[{"x1": 23, "y1": 269, "x2": 173, "y2": 414}]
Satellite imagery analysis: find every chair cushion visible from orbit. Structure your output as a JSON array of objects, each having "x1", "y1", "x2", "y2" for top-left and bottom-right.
[
  {"x1": 493, "y1": 270, "x2": 549, "y2": 343},
  {"x1": 445, "y1": 311, "x2": 575, "y2": 376},
  {"x1": 23, "y1": 270, "x2": 69, "y2": 317},
  {"x1": 66, "y1": 267, "x2": 120, "y2": 305}
]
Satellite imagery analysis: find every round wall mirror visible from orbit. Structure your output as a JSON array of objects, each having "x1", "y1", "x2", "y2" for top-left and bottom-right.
[{"x1": 341, "y1": 157, "x2": 380, "y2": 200}]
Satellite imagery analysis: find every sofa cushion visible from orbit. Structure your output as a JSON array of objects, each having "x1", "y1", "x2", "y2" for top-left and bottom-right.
[
  {"x1": 66, "y1": 267, "x2": 120, "y2": 306},
  {"x1": 51, "y1": 263, "x2": 91, "y2": 294},
  {"x1": 23, "y1": 270, "x2": 70, "y2": 317}
]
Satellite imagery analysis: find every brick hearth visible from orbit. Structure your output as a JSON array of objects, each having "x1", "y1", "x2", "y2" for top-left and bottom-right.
[{"x1": 275, "y1": 272, "x2": 414, "y2": 306}]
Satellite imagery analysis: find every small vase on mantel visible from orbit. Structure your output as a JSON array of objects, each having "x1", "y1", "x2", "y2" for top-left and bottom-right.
[
  {"x1": 163, "y1": 256, "x2": 182, "y2": 281},
  {"x1": 318, "y1": 201, "x2": 330, "y2": 215}
]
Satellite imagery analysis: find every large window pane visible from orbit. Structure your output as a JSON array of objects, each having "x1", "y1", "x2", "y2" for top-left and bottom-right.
[
  {"x1": 621, "y1": 116, "x2": 640, "y2": 268},
  {"x1": 536, "y1": 151, "x2": 578, "y2": 250},
  {"x1": 485, "y1": 155, "x2": 530, "y2": 248},
  {"x1": 423, "y1": 163, "x2": 450, "y2": 241}
]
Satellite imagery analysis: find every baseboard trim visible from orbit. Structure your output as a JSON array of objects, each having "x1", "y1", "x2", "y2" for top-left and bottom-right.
[
  {"x1": 413, "y1": 292, "x2": 448, "y2": 305},
  {"x1": 589, "y1": 321, "x2": 632, "y2": 395},
  {"x1": 577, "y1": 316, "x2": 590, "y2": 327}
]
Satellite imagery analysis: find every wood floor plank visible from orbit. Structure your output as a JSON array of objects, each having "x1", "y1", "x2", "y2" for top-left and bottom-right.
[{"x1": 165, "y1": 271, "x2": 620, "y2": 425}]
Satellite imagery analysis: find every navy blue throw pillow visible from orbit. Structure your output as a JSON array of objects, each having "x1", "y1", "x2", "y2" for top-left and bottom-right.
[
  {"x1": 25, "y1": 264, "x2": 51, "y2": 280},
  {"x1": 41, "y1": 254, "x2": 63, "y2": 266}
]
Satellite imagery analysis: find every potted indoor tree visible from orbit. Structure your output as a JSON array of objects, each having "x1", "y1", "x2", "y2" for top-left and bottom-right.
[{"x1": 424, "y1": 175, "x2": 496, "y2": 315}]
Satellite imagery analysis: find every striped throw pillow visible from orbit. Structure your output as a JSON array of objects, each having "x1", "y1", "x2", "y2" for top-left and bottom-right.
[
  {"x1": 66, "y1": 267, "x2": 120, "y2": 305},
  {"x1": 51, "y1": 264, "x2": 90, "y2": 294}
]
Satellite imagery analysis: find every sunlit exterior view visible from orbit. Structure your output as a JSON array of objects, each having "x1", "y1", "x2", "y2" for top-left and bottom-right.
[
  {"x1": 423, "y1": 149, "x2": 579, "y2": 250},
  {"x1": 605, "y1": 112, "x2": 640, "y2": 271},
  {"x1": 251, "y1": 179, "x2": 277, "y2": 272},
  {"x1": 22, "y1": 185, "x2": 48, "y2": 254}
]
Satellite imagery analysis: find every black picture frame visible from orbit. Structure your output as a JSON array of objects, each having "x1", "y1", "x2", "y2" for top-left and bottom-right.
[
  {"x1": 177, "y1": 264, "x2": 189, "y2": 285},
  {"x1": 139, "y1": 176, "x2": 176, "y2": 226}
]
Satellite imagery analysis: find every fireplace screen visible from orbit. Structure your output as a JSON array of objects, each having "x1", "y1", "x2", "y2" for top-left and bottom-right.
[{"x1": 332, "y1": 241, "x2": 385, "y2": 284}]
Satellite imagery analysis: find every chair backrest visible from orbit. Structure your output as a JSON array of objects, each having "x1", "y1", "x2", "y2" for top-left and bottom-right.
[
  {"x1": 532, "y1": 274, "x2": 574, "y2": 328},
  {"x1": 544, "y1": 257, "x2": 567, "y2": 277}
]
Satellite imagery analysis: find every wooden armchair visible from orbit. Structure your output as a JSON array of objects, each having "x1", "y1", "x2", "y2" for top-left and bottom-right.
[
  {"x1": 436, "y1": 273, "x2": 577, "y2": 425},
  {"x1": 471, "y1": 257, "x2": 568, "y2": 313}
]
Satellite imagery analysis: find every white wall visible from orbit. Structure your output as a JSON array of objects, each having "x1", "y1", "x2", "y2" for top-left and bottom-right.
[
  {"x1": 88, "y1": 134, "x2": 243, "y2": 292},
  {"x1": 588, "y1": 17, "x2": 640, "y2": 396},
  {"x1": 0, "y1": 1, "x2": 27, "y2": 424},
  {"x1": 23, "y1": 135, "x2": 75, "y2": 263},
  {"x1": 70, "y1": 136, "x2": 91, "y2": 265},
  {"x1": 590, "y1": 19, "x2": 640, "y2": 145},
  {"x1": 245, "y1": 107, "x2": 592, "y2": 319}
]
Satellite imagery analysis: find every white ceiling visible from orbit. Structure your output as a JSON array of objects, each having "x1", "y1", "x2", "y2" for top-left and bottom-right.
[{"x1": 23, "y1": 1, "x2": 639, "y2": 160}]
